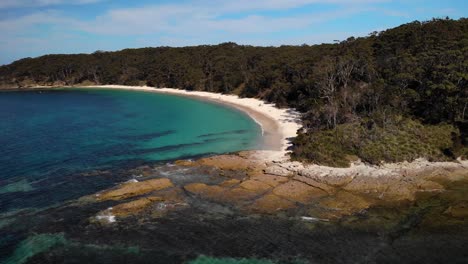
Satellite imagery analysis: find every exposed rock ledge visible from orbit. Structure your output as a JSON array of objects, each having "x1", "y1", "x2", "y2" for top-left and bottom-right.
[{"x1": 82, "y1": 151, "x2": 467, "y2": 224}]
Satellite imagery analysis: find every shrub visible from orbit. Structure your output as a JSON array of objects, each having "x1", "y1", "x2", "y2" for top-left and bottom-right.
[{"x1": 292, "y1": 118, "x2": 460, "y2": 166}]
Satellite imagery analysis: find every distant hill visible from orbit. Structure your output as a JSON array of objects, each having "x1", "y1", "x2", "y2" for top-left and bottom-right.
[{"x1": 1, "y1": 18, "x2": 467, "y2": 166}]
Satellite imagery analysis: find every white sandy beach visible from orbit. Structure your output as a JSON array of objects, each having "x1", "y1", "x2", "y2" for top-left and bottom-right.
[
  {"x1": 83, "y1": 85, "x2": 302, "y2": 160},
  {"x1": 25, "y1": 84, "x2": 468, "y2": 172}
]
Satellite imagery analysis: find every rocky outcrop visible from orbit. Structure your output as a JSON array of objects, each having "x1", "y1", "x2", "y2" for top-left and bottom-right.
[
  {"x1": 264, "y1": 165, "x2": 292, "y2": 177},
  {"x1": 183, "y1": 183, "x2": 226, "y2": 201},
  {"x1": 272, "y1": 180, "x2": 328, "y2": 204},
  {"x1": 444, "y1": 202, "x2": 468, "y2": 218},
  {"x1": 194, "y1": 154, "x2": 265, "y2": 171},
  {"x1": 89, "y1": 151, "x2": 468, "y2": 223},
  {"x1": 109, "y1": 196, "x2": 159, "y2": 216},
  {"x1": 184, "y1": 180, "x2": 272, "y2": 205},
  {"x1": 248, "y1": 173, "x2": 289, "y2": 187},
  {"x1": 249, "y1": 194, "x2": 297, "y2": 213},
  {"x1": 316, "y1": 191, "x2": 373, "y2": 219},
  {"x1": 96, "y1": 178, "x2": 174, "y2": 201}
]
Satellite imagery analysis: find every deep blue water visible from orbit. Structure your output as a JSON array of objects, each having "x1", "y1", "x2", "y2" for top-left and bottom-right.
[{"x1": 0, "y1": 88, "x2": 261, "y2": 212}]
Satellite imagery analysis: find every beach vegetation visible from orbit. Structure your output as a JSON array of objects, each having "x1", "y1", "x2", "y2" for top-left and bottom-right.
[{"x1": 1, "y1": 18, "x2": 467, "y2": 166}]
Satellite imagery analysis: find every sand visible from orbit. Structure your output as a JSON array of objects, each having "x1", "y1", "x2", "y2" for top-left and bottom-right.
[{"x1": 82, "y1": 85, "x2": 302, "y2": 160}]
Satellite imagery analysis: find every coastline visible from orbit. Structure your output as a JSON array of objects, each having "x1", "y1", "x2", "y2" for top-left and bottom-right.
[
  {"x1": 4, "y1": 84, "x2": 467, "y2": 170},
  {"x1": 81, "y1": 85, "x2": 302, "y2": 161},
  {"x1": 4, "y1": 84, "x2": 466, "y2": 169},
  {"x1": 2, "y1": 84, "x2": 468, "y2": 263},
  {"x1": 74, "y1": 85, "x2": 467, "y2": 216}
]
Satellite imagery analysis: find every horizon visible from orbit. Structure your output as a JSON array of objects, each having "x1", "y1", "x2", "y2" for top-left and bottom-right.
[{"x1": 1, "y1": 0, "x2": 467, "y2": 65}]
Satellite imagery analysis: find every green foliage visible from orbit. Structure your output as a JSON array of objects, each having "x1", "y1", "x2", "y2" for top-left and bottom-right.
[
  {"x1": 292, "y1": 118, "x2": 461, "y2": 166},
  {"x1": 358, "y1": 119, "x2": 457, "y2": 164},
  {"x1": 291, "y1": 129, "x2": 353, "y2": 167},
  {"x1": 1, "y1": 18, "x2": 467, "y2": 166}
]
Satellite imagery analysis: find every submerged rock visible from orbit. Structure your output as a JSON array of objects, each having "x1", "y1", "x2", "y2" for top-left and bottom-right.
[
  {"x1": 96, "y1": 188, "x2": 188, "y2": 221},
  {"x1": 184, "y1": 183, "x2": 226, "y2": 201},
  {"x1": 444, "y1": 202, "x2": 468, "y2": 219},
  {"x1": 249, "y1": 194, "x2": 296, "y2": 213},
  {"x1": 317, "y1": 191, "x2": 373, "y2": 219}
]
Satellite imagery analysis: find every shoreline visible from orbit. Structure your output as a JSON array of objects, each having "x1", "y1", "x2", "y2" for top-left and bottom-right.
[
  {"x1": 80, "y1": 85, "x2": 302, "y2": 161},
  {"x1": 3, "y1": 83, "x2": 468, "y2": 225},
  {"x1": 3, "y1": 84, "x2": 467, "y2": 170},
  {"x1": 78, "y1": 86, "x2": 467, "y2": 188}
]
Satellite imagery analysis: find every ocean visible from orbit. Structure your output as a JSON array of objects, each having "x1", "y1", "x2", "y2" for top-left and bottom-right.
[
  {"x1": 1, "y1": 88, "x2": 466, "y2": 264},
  {"x1": 0, "y1": 88, "x2": 261, "y2": 263}
]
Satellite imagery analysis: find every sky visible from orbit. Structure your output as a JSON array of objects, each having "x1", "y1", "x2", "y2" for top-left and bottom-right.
[{"x1": 0, "y1": 0, "x2": 466, "y2": 65}]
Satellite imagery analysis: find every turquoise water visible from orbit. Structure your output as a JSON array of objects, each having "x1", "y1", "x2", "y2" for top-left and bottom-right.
[
  {"x1": 0, "y1": 88, "x2": 261, "y2": 212},
  {"x1": 0, "y1": 88, "x2": 262, "y2": 263}
]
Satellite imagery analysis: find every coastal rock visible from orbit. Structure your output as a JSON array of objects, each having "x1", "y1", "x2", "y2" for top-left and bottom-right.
[
  {"x1": 195, "y1": 155, "x2": 264, "y2": 171},
  {"x1": 343, "y1": 175, "x2": 404, "y2": 199},
  {"x1": 383, "y1": 182, "x2": 416, "y2": 201},
  {"x1": 174, "y1": 160, "x2": 194, "y2": 166},
  {"x1": 153, "y1": 187, "x2": 187, "y2": 203},
  {"x1": 249, "y1": 194, "x2": 296, "y2": 213},
  {"x1": 110, "y1": 197, "x2": 159, "y2": 216},
  {"x1": 97, "y1": 178, "x2": 174, "y2": 201},
  {"x1": 184, "y1": 183, "x2": 225, "y2": 200},
  {"x1": 298, "y1": 169, "x2": 355, "y2": 187},
  {"x1": 318, "y1": 191, "x2": 373, "y2": 219},
  {"x1": 184, "y1": 181, "x2": 269, "y2": 205},
  {"x1": 249, "y1": 173, "x2": 289, "y2": 187},
  {"x1": 241, "y1": 150, "x2": 288, "y2": 163},
  {"x1": 99, "y1": 189, "x2": 188, "y2": 219},
  {"x1": 272, "y1": 180, "x2": 327, "y2": 204},
  {"x1": 264, "y1": 165, "x2": 292, "y2": 177},
  {"x1": 292, "y1": 175, "x2": 335, "y2": 194},
  {"x1": 239, "y1": 180, "x2": 272, "y2": 193},
  {"x1": 219, "y1": 179, "x2": 241, "y2": 187},
  {"x1": 444, "y1": 202, "x2": 468, "y2": 218},
  {"x1": 414, "y1": 179, "x2": 445, "y2": 192},
  {"x1": 276, "y1": 161, "x2": 304, "y2": 173},
  {"x1": 222, "y1": 187, "x2": 264, "y2": 203},
  {"x1": 423, "y1": 167, "x2": 468, "y2": 183}
]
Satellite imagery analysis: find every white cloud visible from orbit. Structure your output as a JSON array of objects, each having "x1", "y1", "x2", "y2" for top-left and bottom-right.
[
  {"x1": 0, "y1": 0, "x2": 103, "y2": 9},
  {"x1": 73, "y1": 1, "x2": 373, "y2": 36},
  {"x1": 210, "y1": 0, "x2": 389, "y2": 12},
  {"x1": 0, "y1": 11, "x2": 69, "y2": 32},
  {"x1": 0, "y1": 0, "x2": 390, "y2": 36}
]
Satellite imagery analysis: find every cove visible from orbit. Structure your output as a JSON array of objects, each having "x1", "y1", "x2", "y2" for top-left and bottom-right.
[{"x1": 0, "y1": 88, "x2": 261, "y2": 212}]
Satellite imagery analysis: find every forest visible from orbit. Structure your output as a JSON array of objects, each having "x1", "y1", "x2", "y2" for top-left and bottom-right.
[{"x1": 1, "y1": 18, "x2": 467, "y2": 166}]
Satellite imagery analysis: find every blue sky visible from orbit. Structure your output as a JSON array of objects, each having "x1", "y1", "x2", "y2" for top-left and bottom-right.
[{"x1": 0, "y1": 0, "x2": 466, "y2": 65}]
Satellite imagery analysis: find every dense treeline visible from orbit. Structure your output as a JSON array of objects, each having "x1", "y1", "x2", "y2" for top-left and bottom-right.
[{"x1": 1, "y1": 18, "x2": 467, "y2": 166}]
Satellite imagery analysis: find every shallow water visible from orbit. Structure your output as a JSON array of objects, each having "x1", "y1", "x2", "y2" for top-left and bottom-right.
[
  {"x1": 0, "y1": 88, "x2": 260, "y2": 210},
  {"x1": 0, "y1": 88, "x2": 261, "y2": 262},
  {"x1": 1, "y1": 89, "x2": 467, "y2": 264}
]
